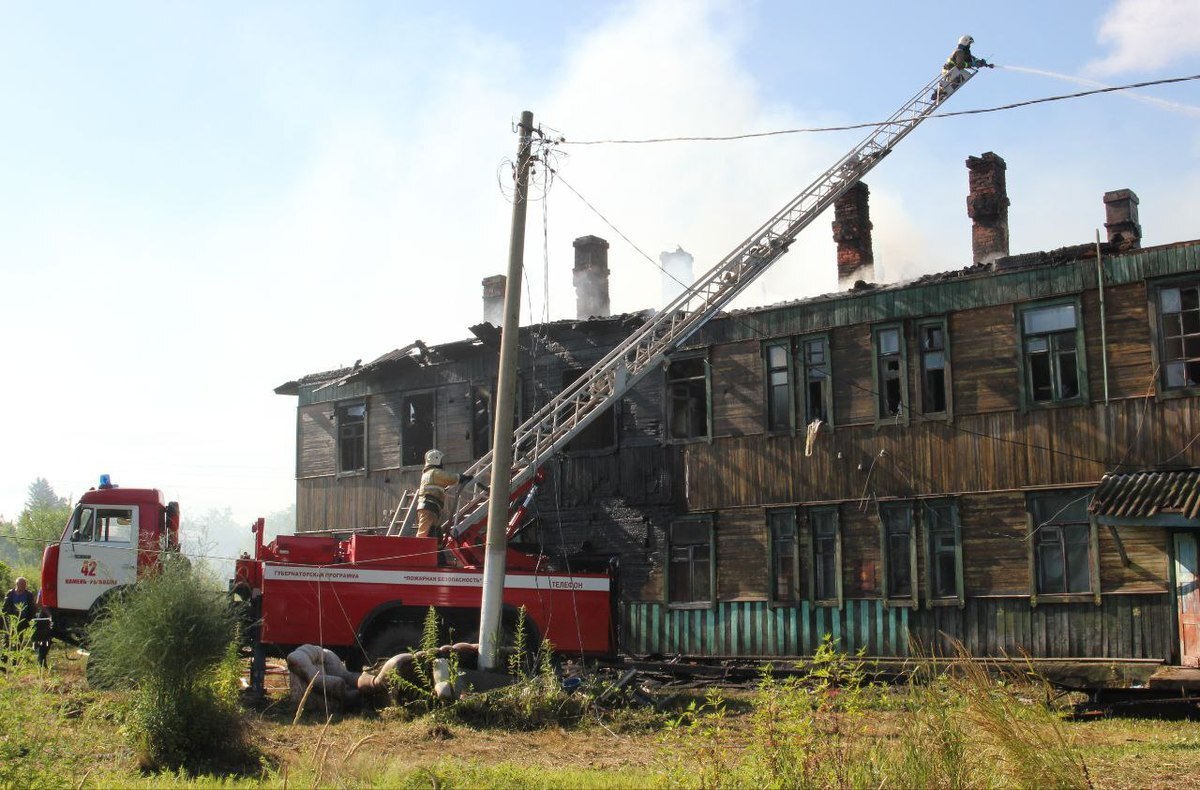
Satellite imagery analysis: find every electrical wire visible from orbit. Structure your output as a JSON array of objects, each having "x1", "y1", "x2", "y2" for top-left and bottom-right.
[{"x1": 561, "y1": 74, "x2": 1200, "y2": 146}]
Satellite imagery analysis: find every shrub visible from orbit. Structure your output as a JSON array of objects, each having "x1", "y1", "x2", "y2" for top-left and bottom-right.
[{"x1": 86, "y1": 555, "x2": 252, "y2": 772}]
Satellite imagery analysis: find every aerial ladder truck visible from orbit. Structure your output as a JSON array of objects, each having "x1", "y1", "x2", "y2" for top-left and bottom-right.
[{"x1": 43, "y1": 45, "x2": 984, "y2": 674}]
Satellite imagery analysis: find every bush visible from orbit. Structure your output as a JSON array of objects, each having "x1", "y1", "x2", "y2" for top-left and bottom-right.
[{"x1": 86, "y1": 556, "x2": 252, "y2": 772}]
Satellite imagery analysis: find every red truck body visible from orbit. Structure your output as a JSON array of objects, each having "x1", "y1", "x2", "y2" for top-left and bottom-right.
[{"x1": 235, "y1": 531, "x2": 615, "y2": 657}]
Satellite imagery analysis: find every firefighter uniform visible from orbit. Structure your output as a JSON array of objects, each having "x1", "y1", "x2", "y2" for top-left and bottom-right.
[
  {"x1": 415, "y1": 464, "x2": 460, "y2": 538},
  {"x1": 935, "y1": 35, "x2": 991, "y2": 101}
]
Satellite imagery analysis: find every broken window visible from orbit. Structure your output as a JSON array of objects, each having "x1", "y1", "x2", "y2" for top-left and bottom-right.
[
  {"x1": 337, "y1": 402, "x2": 366, "y2": 474},
  {"x1": 668, "y1": 515, "x2": 713, "y2": 606},
  {"x1": 400, "y1": 393, "x2": 434, "y2": 467},
  {"x1": 1030, "y1": 492, "x2": 1094, "y2": 596},
  {"x1": 1157, "y1": 282, "x2": 1200, "y2": 390},
  {"x1": 874, "y1": 326, "x2": 906, "y2": 420},
  {"x1": 808, "y1": 506, "x2": 841, "y2": 605},
  {"x1": 563, "y1": 369, "x2": 617, "y2": 452},
  {"x1": 1020, "y1": 302, "x2": 1083, "y2": 405},
  {"x1": 923, "y1": 500, "x2": 962, "y2": 603},
  {"x1": 666, "y1": 355, "x2": 709, "y2": 441},
  {"x1": 768, "y1": 509, "x2": 798, "y2": 604},
  {"x1": 880, "y1": 503, "x2": 916, "y2": 602},
  {"x1": 919, "y1": 320, "x2": 950, "y2": 416},
  {"x1": 764, "y1": 341, "x2": 792, "y2": 432},
  {"x1": 800, "y1": 336, "x2": 831, "y2": 425},
  {"x1": 470, "y1": 385, "x2": 492, "y2": 459}
]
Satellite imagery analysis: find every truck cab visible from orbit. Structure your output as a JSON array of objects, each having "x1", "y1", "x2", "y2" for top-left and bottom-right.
[{"x1": 39, "y1": 476, "x2": 180, "y2": 640}]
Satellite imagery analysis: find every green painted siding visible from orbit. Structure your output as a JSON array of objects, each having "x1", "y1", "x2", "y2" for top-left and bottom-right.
[{"x1": 622, "y1": 593, "x2": 1172, "y2": 659}]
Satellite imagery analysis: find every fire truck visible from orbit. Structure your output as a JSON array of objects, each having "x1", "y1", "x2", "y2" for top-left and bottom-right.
[
  {"x1": 39, "y1": 475, "x2": 180, "y2": 642},
  {"x1": 229, "y1": 471, "x2": 619, "y2": 663},
  {"x1": 39, "y1": 43, "x2": 984, "y2": 669}
]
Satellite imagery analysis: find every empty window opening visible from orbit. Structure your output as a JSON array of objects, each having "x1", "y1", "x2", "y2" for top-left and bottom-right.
[{"x1": 401, "y1": 394, "x2": 434, "y2": 467}]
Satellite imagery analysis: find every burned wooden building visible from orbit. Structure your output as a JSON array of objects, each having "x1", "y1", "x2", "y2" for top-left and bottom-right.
[{"x1": 278, "y1": 153, "x2": 1200, "y2": 670}]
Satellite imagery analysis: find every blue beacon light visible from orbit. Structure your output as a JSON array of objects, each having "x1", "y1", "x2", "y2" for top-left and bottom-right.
[{"x1": 99, "y1": 474, "x2": 113, "y2": 489}]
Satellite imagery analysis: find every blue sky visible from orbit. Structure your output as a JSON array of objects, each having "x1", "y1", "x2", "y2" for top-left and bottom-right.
[{"x1": 1, "y1": 0, "x2": 1197, "y2": 551}]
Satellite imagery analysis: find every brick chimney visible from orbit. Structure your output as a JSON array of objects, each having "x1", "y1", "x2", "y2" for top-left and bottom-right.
[
  {"x1": 572, "y1": 235, "x2": 611, "y2": 319},
  {"x1": 966, "y1": 152, "x2": 1011, "y2": 265},
  {"x1": 1104, "y1": 189, "x2": 1141, "y2": 251},
  {"x1": 832, "y1": 182, "x2": 874, "y2": 286},
  {"x1": 482, "y1": 274, "x2": 506, "y2": 325}
]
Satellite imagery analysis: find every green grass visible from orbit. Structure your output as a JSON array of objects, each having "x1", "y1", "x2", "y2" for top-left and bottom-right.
[{"x1": 3, "y1": 637, "x2": 1200, "y2": 789}]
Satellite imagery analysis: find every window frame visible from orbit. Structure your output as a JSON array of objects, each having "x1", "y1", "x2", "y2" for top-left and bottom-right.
[
  {"x1": 806, "y1": 505, "x2": 843, "y2": 608},
  {"x1": 762, "y1": 339, "x2": 796, "y2": 435},
  {"x1": 664, "y1": 351, "x2": 712, "y2": 444},
  {"x1": 799, "y1": 333, "x2": 834, "y2": 429},
  {"x1": 767, "y1": 508, "x2": 800, "y2": 606},
  {"x1": 562, "y1": 368, "x2": 619, "y2": 454},
  {"x1": 399, "y1": 390, "x2": 437, "y2": 469},
  {"x1": 1026, "y1": 489, "x2": 1100, "y2": 606},
  {"x1": 665, "y1": 513, "x2": 716, "y2": 609},
  {"x1": 872, "y1": 324, "x2": 910, "y2": 425},
  {"x1": 878, "y1": 501, "x2": 919, "y2": 608},
  {"x1": 336, "y1": 401, "x2": 368, "y2": 476},
  {"x1": 1015, "y1": 297, "x2": 1089, "y2": 411},
  {"x1": 916, "y1": 317, "x2": 953, "y2": 420},
  {"x1": 921, "y1": 499, "x2": 963, "y2": 608},
  {"x1": 1148, "y1": 277, "x2": 1200, "y2": 399}
]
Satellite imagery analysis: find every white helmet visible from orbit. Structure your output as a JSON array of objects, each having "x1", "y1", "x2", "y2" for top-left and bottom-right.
[
  {"x1": 959, "y1": 35, "x2": 974, "y2": 47},
  {"x1": 425, "y1": 449, "x2": 444, "y2": 467}
]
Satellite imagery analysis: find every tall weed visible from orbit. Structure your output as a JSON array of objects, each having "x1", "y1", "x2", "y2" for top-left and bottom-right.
[{"x1": 86, "y1": 556, "x2": 253, "y2": 772}]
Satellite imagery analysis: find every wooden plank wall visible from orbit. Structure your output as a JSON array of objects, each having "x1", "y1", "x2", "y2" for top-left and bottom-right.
[
  {"x1": 683, "y1": 396, "x2": 1200, "y2": 511},
  {"x1": 622, "y1": 594, "x2": 1173, "y2": 660}
]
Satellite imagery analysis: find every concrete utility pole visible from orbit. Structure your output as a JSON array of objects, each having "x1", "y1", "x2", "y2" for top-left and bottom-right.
[{"x1": 479, "y1": 110, "x2": 534, "y2": 671}]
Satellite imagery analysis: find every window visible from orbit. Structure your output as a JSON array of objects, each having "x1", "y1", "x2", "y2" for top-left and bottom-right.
[
  {"x1": 879, "y1": 503, "x2": 917, "y2": 605},
  {"x1": 563, "y1": 369, "x2": 617, "y2": 452},
  {"x1": 666, "y1": 355, "x2": 710, "y2": 441},
  {"x1": 68, "y1": 506, "x2": 135, "y2": 543},
  {"x1": 401, "y1": 393, "x2": 434, "y2": 467},
  {"x1": 873, "y1": 326, "x2": 907, "y2": 420},
  {"x1": 918, "y1": 320, "x2": 950, "y2": 416},
  {"x1": 1155, "y1": 282, "x2": 1200, "y2": 390},
  {"x1": 337, "y1": 403, "x2": 366, "y2": 474},
  {"x1": 768, "y1": 509, "x2": 799, "y2": 604},
  {"x1": 1029, "y1": 491, "x2": 1096, "y2": 597},
  {"x1": 923, "y1": 500, "x2": 962, "y2": 605},
  {"x1": 1019, "y1": 301, "x2": 1086, "y2": 406},
  {"x1": 807, "y1": 506, "x2": 842, "y2": 606},
  {"x1": 667, "y1": 516, "x2": 714, "y2": 606},
  {"x1": 764, "y1": 342, "x2": 793, "y2": 432},
  {"x1": 470, "y1": 385, "x2": 492, "y2": 459},
  {"x1": 800, "y1": 336, "x2": 832, "y2": 425}
]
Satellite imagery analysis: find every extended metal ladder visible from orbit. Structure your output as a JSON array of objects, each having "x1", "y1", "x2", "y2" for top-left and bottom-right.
[{"x1": 448, "y1": 59, "x2": 982, "y2": 538}]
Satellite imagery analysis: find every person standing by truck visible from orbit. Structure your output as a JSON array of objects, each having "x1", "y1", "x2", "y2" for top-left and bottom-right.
[
  {"x1": 415, "y1": 449, "x2": 472, "y2": 538},
  {"x1": 2, "y1": 576, "x2": 36, "y2": 653}
]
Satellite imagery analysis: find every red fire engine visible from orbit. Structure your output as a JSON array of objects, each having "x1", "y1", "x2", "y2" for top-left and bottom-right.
[
  {"x1": 39, "y1": 475, "x2": 180, "y2": 641},
  {"x1": 230, "y1": 471, "x2": 617, "y2": 663}
]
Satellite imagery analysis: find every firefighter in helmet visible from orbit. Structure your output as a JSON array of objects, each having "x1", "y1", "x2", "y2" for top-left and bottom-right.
[
  {"x1": 935, "y1": 35, "x2": 992, "y2": 101},
  {"x1": 415, "y1": 449, "x2": 472, "y2": 538}
]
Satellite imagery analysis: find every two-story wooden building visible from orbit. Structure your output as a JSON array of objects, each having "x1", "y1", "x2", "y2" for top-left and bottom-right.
[{"x1": 278, "y1": 152, "x2": 1200, "y2": 670}]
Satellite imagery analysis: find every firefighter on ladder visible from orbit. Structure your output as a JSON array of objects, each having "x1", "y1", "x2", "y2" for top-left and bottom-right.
[
  {"x1": 934, "y1": 35, "x2": 992, "y2": 102},
  {"x1": 415, "y1": 449, "x2": 473, "y2": 538}
]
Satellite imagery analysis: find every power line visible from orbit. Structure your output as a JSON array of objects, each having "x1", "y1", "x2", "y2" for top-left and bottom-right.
[{"x1": 561, "y1": 74, "x2": 1200, "y2": 146}]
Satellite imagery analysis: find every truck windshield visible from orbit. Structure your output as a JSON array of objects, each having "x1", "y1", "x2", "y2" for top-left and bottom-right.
[{"x1": 65, "y1": 506, "x2": 95, "y2": 542}]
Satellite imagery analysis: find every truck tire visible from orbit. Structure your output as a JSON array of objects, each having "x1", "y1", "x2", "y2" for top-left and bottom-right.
[{"x1": 363, "y1": 622, "x2": 423, "y2": 665}]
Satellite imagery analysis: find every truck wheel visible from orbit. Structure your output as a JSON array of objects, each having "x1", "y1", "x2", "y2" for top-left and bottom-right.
[{"x1": 363, "y1": 622, "x2": 422, "y2": 665}]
